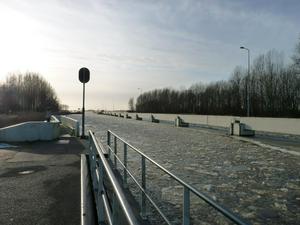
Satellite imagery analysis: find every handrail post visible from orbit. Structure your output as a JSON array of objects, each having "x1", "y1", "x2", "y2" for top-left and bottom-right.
[
  {"x1": 76, "y1": 120, "x2": 80, "y2": 137},
  {"x1": 114, "y1": 136, "x2": 117, "y2": 167},
  {"x1": 96, "y1": 157, "x2": 105, "y2": 223},
  {"x1": 183, "y1": 187, "x2": 190, "y2": 225},
  {"x1": 89, "y1": 130, "x2": 140, "y2": 225},
  {"x1": 90, "y1": 143, "x2": 98, "y2": 194},
  {"x1": 123, "y1": 142, "x2": 128, "y2": 187},
  {"x1": 141, "y1": 156, "x2": 147, "y2": 219},
  {"x1": 112, "y1": 193, "x2": 121, "y2": 225},
  {"x1": 107, "y1": 131, "x2": 111, "y2": 158}
]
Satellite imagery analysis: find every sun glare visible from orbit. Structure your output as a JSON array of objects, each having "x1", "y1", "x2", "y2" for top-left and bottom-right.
[{"x1": 0, "y1": 6, "x2": 48, "y2": 79}]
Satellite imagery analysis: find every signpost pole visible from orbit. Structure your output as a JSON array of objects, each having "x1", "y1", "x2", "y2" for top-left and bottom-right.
[
  {"x1": 79, "y1": 67, "x2": 90, "y2": 139},
  {"x1": 82, "y1": 82, "x2": 85, "y2": 138}
]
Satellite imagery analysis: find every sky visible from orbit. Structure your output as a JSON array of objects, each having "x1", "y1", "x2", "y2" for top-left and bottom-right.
[{"x1": 0, "y1": 0, "x2": 299, "y2": 110}]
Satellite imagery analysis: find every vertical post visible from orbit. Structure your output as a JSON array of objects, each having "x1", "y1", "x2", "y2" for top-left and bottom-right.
[
  {"x1": 183, "y1": 187, "x2": 190, "y2": 225},
  {"x1": 82, "y1": 83, "x2": 85, "y2": 138},
  {"x1": 97, "y1": 158, "x2": 105, "y2": 223},
  {"x1": 88, "y1": 135, "x2": 93, "y2": 175},
  {"x1": 240, "y1": 47, "x2": 251, "y2": 117},
  {"x1": 112, "y1": 193, "x2": 120, "y2": 224},
  {"x1": 88, "y1": 132, "x2": 91, "y2": 151},
  {"x1": 107, "y1": 131, "x2": 111, "y2": 158},
  {"x1": 114, "y1": 136, "x2": 117, "y2": 167},
  {"x1": 141, "y1": 156, "x2": 146, "y2": 219},
  {"x1": 123, "y1": 143, "x2": 128, "y2": 187},
  {"x1": 247, "y1": 49, "x2": 251, "y2": 117},
  {"x1": 76, "y1": 121, "x2": 80, "y2": 137},
  {"x1": 79, "y1": 67, "x2": 89, "y2": 138},
  {"x1": 91, "y1": 145, "x2": 98, "y2": 194}
]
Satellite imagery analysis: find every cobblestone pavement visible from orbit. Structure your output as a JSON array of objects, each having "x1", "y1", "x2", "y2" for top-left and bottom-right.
[{"x1": 71, "y1": 113, "x2": 300, "y2": 225}]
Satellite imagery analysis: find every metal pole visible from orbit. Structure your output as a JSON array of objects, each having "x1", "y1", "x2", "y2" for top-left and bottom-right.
[
  {"x1": 114, "y1": 136, "x2": 117, "y2": 167},
  {"x1": 141, "y1": 156, "x2": 146, "y2": 219},
  {"x1": 123, "y1": 143, "x2": 128, "y2": 187},
  {"x1": 240, "y1": 46, "x2": 251, "y2": 117},
  {"x1": 97, "y1": 159, "x2": 105, "y2": 223},
  {"x1": 107, "y1": 131, "x2": 111, "y2": 158},
  {"x1": 247, "y1": 49, "x2": 250, "y2": 117},
  {"x1": 183, "y1": 187, "x2": 190, "y2": 225},
  {"x1": 82, "y1": 83, "x2": 85, "y2": 138},
  {"x1": 112, "y1": 193, "x2": 120, "y2": 225}
]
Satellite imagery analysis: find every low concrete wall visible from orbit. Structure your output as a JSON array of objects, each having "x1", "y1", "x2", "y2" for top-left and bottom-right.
[
  {"x1": 61, "y1": 115, "x2": 80, "y2": 136},
  {"x1": 0, "y1": 117, "x2": 60, "y2": 142},
  {"x1": 125, "y1": 113, "x2": 300, "y2": 135},
  {"x1": 242, "y1": 117, "x2": 300, "y2": 135}
]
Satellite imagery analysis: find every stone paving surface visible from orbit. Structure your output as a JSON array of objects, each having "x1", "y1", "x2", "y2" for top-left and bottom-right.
[{"x1": 72, "y1": 113, "x2": 300, "y2": 225}]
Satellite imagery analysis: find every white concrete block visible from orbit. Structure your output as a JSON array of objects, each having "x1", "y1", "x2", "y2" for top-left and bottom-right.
[{"x1": 0, "y1": 121, "x2": 60, "y2": 142}]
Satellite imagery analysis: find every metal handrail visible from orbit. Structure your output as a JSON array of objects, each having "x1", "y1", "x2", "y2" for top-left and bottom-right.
[
  {"x1": 107, "y1": 129, "x2": 251, "y2": 225},
  {"x1": 88, "y1": 130, "x2": 140, "y2": 225},
  {"x1": 107, "y1": 144, "x2": 172, "y2": 225}
]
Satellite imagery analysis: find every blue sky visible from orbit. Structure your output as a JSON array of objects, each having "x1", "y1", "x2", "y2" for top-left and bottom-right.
[{"x1": 0, "y1": 0, "x2": 299, "y2": 109}]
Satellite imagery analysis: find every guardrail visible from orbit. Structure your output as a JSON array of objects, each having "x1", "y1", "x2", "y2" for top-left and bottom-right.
[
  {"x1": 60, "y1": 115, "x2": 80, "y2": 136},
  {"x1": 88, "y1": 130, "x2": 140, "y2": 225},
  {"x1": 107, "y1": 130, "x2": 250, "y2": 225}
]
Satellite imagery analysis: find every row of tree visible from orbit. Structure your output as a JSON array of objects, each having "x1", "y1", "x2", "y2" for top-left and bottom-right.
[
  {"x1": 132, "y1": 39, "x2": 300, "y2": 117},
  {"x1": 0, "y1": 72, "x2": 61, "y2": 113}
]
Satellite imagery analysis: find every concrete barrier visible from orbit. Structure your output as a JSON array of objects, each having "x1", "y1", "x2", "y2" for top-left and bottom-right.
[
  {"x1": 136, "y1": 114, "x2": 142, "y2": 120},
  {"x1": 0, "y1": 116, "x2": 60, "y2": 142},
  {"x1": 61, "y1": 115, "x2": 80, "y2": 137},
  {"x1": 175, "y1": 116, "x2": 189, "y2": 127},
  {"x1": 126, "y1": 113, "x2": 300, "y2": 135},
  {"x1": 151, "y1": 115, "x2": 160, "y2": 123},
  {"x1": 230, "y1": 120, "x2": 255, "y2": 136}
]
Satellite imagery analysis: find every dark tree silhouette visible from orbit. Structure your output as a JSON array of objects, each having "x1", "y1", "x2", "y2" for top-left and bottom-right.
[
  {"x1": 0, "y1": 72, "x2": 61, "y2": 113},
  {"x1": 135, "y1": 42, "x2": 300, "y2": 118}
]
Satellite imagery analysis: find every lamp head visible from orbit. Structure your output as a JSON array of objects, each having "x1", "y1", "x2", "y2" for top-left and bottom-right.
[{"x1": 240, "y1": 46, "x2": 245, "y2": 49}]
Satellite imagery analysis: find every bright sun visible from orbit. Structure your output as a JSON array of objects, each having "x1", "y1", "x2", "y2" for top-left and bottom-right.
[{"x1": 0, "y1": 5, "x2": 49, "y2": 79}]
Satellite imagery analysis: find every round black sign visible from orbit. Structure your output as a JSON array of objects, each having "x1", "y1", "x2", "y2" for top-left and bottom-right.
[{"x1": 79, "y1": 67, "x2": 90, "y2": 83}]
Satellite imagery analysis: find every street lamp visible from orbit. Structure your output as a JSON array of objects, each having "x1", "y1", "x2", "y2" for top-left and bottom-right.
[{"x1": 240, "y1": 46, "x2": 250, "y2": 117}]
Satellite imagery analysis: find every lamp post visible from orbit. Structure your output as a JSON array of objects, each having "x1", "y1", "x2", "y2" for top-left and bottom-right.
[{"x1": 240, "y1": 46, "x2": 250, "y2": 117}]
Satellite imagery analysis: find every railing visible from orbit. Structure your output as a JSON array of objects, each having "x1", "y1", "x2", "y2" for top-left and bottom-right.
[
  {"x1": 88, "y1": 130, "x2": 140, "y2": 225},
  {"x1": 107, "y1": 130, "x2": 251, "y2": 225},
  {"x1": 60, "y1": 115, "x2": 80, "y2": 136}
]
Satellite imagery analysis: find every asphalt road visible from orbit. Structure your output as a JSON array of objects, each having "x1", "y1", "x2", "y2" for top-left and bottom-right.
[{"x1": 0, "y1": 136, "x2": 85, "y2": 225}]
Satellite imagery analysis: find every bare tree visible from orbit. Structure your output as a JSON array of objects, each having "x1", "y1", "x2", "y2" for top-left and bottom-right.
[
  {"x1": 134, "y1": 43, "x2": 299, "y2": 117},
  {"x1": 128, "y1": 97, "x2": 135, "y2": 111},
  {"x1": 0, "y1": 72, "x2": 60, "y2": 113}
]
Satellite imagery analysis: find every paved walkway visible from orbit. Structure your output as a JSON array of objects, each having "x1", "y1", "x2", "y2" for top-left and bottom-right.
[
  {"x1": 71, "y1": 113, "x2": 300, "y2": 225},
  {"x1": 0, "y1": 136, "x2": 85, "y2": 225}
]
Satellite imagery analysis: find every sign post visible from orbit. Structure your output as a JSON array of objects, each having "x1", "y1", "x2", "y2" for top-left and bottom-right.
[{"x1": 79, "y1": 67, "x2": 90, "y2": 139}]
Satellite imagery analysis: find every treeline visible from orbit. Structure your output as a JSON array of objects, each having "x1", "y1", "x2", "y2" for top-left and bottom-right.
[
  {"x1": 0, "y1": 72, "x2": 61, "y2": 113},
  {"x1": 135, "y1": 41, "x2": 300, "y2": 117}
]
